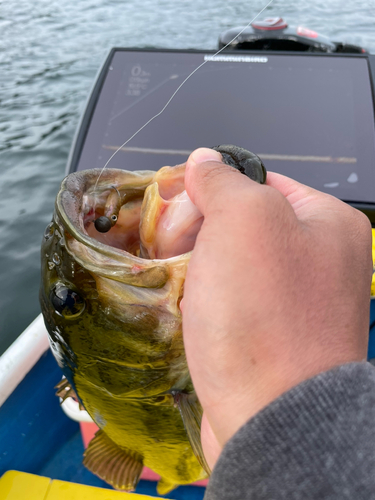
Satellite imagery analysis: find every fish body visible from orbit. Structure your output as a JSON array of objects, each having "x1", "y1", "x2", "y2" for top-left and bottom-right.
[{"x1": 40, "y1": 147, "x2": 266, "y2": 493}]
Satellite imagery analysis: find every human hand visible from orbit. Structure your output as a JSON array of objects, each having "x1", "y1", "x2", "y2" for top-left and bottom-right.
[{"x1": 182, "y1": 147, "x2": 373, "y2": 470}]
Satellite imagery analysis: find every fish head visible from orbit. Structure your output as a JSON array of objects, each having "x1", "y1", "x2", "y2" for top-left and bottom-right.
[{"x1": 39, "y1": 164, "x2": 204, "y2": 394}]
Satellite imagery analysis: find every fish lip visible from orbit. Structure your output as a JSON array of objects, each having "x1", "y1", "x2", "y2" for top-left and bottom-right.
[{"x1": 55, "y1": 168, "x2": 192, "y2": 266}]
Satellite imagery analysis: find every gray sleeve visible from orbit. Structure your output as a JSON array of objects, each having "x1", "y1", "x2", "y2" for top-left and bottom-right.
[{"x1": 204, "y1": 362, "x2": 375, "y2": 500}]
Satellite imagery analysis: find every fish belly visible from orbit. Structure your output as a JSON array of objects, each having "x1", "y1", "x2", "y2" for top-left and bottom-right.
[{"x1": 75, "y1": 373, "x2": 205, "y2": 486}]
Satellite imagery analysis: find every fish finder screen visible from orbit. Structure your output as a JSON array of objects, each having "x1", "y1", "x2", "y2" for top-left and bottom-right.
[{"x1": 76, "y1": 50, "x2": 375, "y2": 205}]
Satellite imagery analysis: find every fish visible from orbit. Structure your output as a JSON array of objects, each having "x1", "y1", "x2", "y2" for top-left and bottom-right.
[{"x1": 39, "y1": 145, "x2": 266, "y2": 494}]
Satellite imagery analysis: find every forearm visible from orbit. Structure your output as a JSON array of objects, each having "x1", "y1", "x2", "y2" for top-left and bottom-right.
[{"x1": 205, "y1": 362, "x2": 375, "y2": 500}]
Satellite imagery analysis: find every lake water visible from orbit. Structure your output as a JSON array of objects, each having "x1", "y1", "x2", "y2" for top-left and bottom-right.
[{"x1": 1, "y1": 0, "x2": 375, "y2": 354}]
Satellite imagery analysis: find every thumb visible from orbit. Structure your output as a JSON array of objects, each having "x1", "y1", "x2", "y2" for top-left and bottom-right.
[{"x1": 185, "y1": 147, "x2": 259, "y2": 216}]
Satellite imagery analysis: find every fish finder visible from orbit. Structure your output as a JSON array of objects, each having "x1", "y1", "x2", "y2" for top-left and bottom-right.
[{"x1": 67, "y1": 48, "x2": 375, "y2": 224}]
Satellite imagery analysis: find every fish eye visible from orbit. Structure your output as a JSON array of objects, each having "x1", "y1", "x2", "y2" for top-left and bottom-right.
[
  {"x1": 111, "y1": 214, "x2": 117, "y2": 222},
  {"x1": 50, "y1": 283, "x2": 85, "y2": 319}
]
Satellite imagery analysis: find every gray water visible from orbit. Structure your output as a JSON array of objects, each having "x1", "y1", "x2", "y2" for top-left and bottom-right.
[{"x1": 1, "y1": 0, "x2": 375, "y2": 355}]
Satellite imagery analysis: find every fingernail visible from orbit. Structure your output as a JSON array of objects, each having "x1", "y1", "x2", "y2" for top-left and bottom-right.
[{"x1": 189, "y1": 148, "x2": 223, "y2": 165}]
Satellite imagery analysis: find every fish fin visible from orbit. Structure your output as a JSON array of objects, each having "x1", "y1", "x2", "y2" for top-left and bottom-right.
[
  {"x1": 174, "y1": 392, "x2": 211, "y2": 476},
  {"x1": 157, "y1": 477, "x2": 177, "y2": 495},
  {"x1": 55, "y1": 377, "x2": 85, "y2": 411},
  {"x1": 83, "y1": 429, "x2": 143, "y2": 491}
]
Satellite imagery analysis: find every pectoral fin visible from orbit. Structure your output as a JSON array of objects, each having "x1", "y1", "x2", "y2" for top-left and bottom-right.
[
  {"x1": 174, "y1": 392, "x2": 211, "y2": 476},
  {"x1": 55, "y1": 377, "x2": 76, "y2": 402},
  {"x1": 55, "y1": 377, "x2": 85, "y2": 410},
  {"x1": 83, "y1": 429, "x2": 143, "y2": 491}
]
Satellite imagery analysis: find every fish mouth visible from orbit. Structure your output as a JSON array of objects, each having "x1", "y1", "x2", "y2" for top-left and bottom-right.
[
  {"x1": 56, "y1": 168, "x2": 152, "y2": 258},
  {"x1": 55, "y1": 166, "x2": 203, "y2": 285},
  {"x1": 56, "y1": 147, "x2": 266, "y2": 268}
]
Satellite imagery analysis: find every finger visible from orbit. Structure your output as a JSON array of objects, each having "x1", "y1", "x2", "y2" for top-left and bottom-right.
[
  {"x1": 266, "y1": 171, "x2": 319, "y2": 203},
  {"x1": 266, "y1": 171, "x2": 336, "y2": 220},
  {"x1": 185, "y1": 147, "x2": 261, "y2": 216}
]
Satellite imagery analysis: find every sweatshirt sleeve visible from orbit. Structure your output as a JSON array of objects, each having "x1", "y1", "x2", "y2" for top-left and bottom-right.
[{"x1": 204, "y1": 362, "x2": 375, "y2": 500}]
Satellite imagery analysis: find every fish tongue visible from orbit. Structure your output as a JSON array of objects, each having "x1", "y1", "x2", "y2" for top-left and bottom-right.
[{"x1": 139, "y1": 182, "x2": 203, "y2": 260}]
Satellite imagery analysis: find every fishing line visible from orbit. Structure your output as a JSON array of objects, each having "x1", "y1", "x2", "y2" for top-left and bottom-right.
[{"x1": 94, "y1": 0, "x2": 274, "y2": 191}]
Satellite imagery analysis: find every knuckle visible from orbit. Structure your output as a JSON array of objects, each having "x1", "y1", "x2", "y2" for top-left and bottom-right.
[
  {"x1": 331, "y1": 199, "x2": 370, "y2": 232},
  {"x1": 343, "y1": 208, "x2": 373, "y2": 261},
  {"x1": 347, "y1": 207, "x2": 372, "y2": 240},
  {"x1": 354, "y1": 209, "x2": 372, "y2": 233}
]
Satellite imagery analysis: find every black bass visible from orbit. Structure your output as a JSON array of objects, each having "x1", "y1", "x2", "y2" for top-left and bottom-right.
[{"x1": 39, "y1": 145, "x2": 266, "y2": 494}]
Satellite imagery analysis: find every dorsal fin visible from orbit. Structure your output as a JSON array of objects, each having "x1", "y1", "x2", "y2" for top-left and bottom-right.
[
  {"x1": 174, "y1": 392, "x2": 211, "y2": 476},
  {"x1": 83, "y1": 429, "x2": 143, "y2": 491}
]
